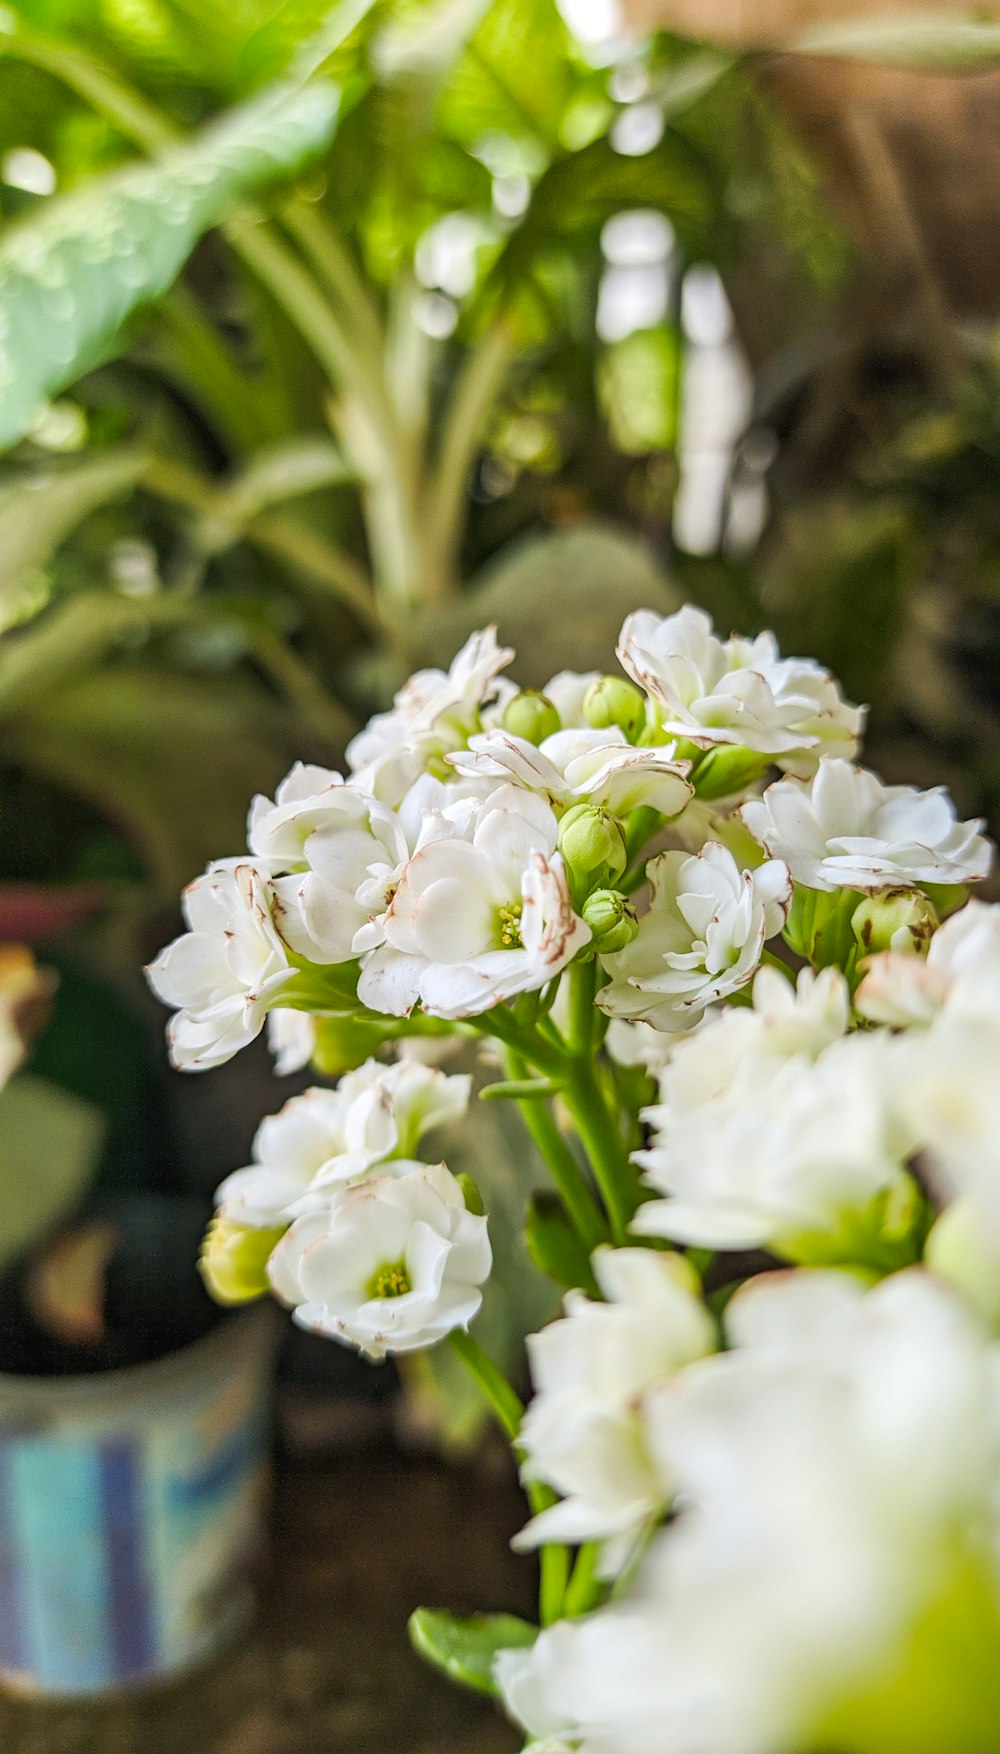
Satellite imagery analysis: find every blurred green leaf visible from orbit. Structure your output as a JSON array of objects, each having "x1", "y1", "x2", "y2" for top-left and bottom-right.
[
  {"x1": 3, "y1": 665, "x2": 306, "y2": 893},
  {"x1": 406, "y1": 521, "x2": 680, "y2": 689},
  {"x1": 525, "y1": 1188, "x2": 600, "y2": 1296},
  {"x1": 0, "y1": 1072, "x2": 106, "y2": 1268},
  {"x1": 408, "y1": 1608, "x2": 537, "y2": 1698},
  {"x1": 0, "y1": 450, "x2": 141, "y2": 631},
  {"x1": 0, "y1": 77, "x2": 341, "y2": 450},
  {"x1": 789, "y1": 12, "x2": 1000, "y2": 71}
]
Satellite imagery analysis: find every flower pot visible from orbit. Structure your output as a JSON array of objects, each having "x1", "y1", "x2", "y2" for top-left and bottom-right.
[{"x1": 0, "y1": 1302, "x2": 279, "y2": 1698}]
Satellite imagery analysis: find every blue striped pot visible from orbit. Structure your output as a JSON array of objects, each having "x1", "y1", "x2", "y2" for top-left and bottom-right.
[{"x1": 0, "y1": 1304, "x2": 278, "y2": 1697}]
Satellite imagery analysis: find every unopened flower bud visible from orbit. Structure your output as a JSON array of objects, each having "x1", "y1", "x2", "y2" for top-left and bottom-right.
[
  {"x1": 583, "y1": 675, "x2": 646, "y2": 742},
  {"x1": 502, "y1": 689, "x2": 561, "y2": 744},
  {"x1": 852, "y1": 888, "x2": 938, "y2": 959},
  {"x1": 558, "y1": 803, "x2": 628, "y2": 892},
  {"x1": 583, "y1": 888, "x2": 639, "y2": 954},
  {"x1": 200, "y1": 1216, "x2": 286, "y2": 1305}
]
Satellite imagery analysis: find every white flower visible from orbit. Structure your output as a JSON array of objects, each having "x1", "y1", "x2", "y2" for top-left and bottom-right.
[
  {"x1": 495, "y1": 1634, "x2": 583, "y2": 1754},
  {"x1": 146, "y1": 861, "x2": 295, "y2": 1071},
  {"x1": 597, "y1": 842, "x2": 792, "y2": 1033},
  {"x1": 267, "y1": 1161, "x2": 491, "y2": 1358},
  {"x1": 638, "y1": 963, "x2": 850, "y2": 1117},
  {"x1": 215, "y1": 1059, "x2": 472, "y2": 1227},
  {"x1": 500, "y1": 1271, "x2": 1000, "y2": 1754},
  {"x1": 358, "y1": 786, "x2": 590, "y2": 1020},
  {"x1": 249, "y1": 763, "x2": 408, "y2": 965},
  {"x1": 634, "y1": 1028, "x2": 908, "y2": 1254},
  {"x1": 617, "y1": 605, "x2": 863, "y2": 772},
  {"x1": 857, "y1": 900, "x2": 1000, "y2": 1028},
  {"x1": 449, "y1": 727, "x2": 692, "y2": 820},
  {"x1": 515, "y1": 1249, "x2": 714, "y2": 1566},
  {"x1": 267, "y1": 1009, "x2": 316, "y2": 1075},
  {"x1": 345, "y1": 626, "x2": 515, "y2": 804},
  {"x1": 741, "y1": 759, "x2": 993, "y2": 893}
]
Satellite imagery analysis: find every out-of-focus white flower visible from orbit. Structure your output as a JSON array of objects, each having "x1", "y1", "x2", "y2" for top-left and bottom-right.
[
  {"x1": 495, "y1": 1633, "x2": 583, "y2": 1754},
  {"x1": 741, "y1": 760, "x2": 992, "y2": 893},
  {"x1": 499, "y1": 1270, "x2": 1000, "y2": 1754},
  {"x1": 267, "y1": 1160, "x2": 491, "y2": 1358},
  {"x1": 358, "y1": 787, "x2": 590, "y2": 1020},
  {"x1": 216, "y1": 1059, "x2": 471, "y2": 1227},
  {"x1": 635, "y1": 1028, "x2": 908, "y2": 1255},
  {"x1": 267, "y1": 1009, "x2": 316, "y2": 1075},
  {"x1": 450, "y1": 727, "x2": 692, "y2": 820},
  {"x1": 597, "y1": 842, "x2": 791, "y2": 1033},
  {"x1": 515, "y1": 1249, "x2": 714, "y2": 1566},
  {"x1": 857, "y1": 900, "x2": 1000, "y2": 1029},
  {"x1": 636, "y1": 963, "x2": 850, "y2": 1119},
  {"x1": 891, "y1": 1012, "x2": 1000, "y2": 1198},
  {"x1": 617, "y1": 605, "x2": 863, "y2": 773},
  {"x1": 345, "y1": 627, "x2": 515, "y2": 804},
  {"x1": 146, "y1": 862, "x2": 295, "y2": 1071}
]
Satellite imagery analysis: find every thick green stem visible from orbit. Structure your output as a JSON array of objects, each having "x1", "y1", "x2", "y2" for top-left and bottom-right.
[
  {"x1": 562, "y1": 1058, "x2": 634, "y2": 1245},
  {"x1": 502, "y1": 1050, "x2": 607, "y2": 1253}
]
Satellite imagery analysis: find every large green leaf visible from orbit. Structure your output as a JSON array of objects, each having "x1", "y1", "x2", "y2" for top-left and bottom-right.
[
  {"x1": 0, "y1": 77, "x2": 341, "y2": 451},
  {"x1": 0, "y1": 451, "x2": 142, "y2": 632},
  {"x1": 789, "y1": 12, "x2": 1000, "y2": 70},
  {"x1": 408, "y1": 1608, "x2": 537, "y2": 1697}
]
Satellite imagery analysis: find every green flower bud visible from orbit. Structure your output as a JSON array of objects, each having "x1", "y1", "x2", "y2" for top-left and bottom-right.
[
  {"x1": 502, "y1": 689, "x2": 561, "y2": 744},
  {"x1": 852, "y1": 888, "x2": 938, "y2": 959},
  {"x1": 456, "y1": 1173, "x2": 485, "y2": 1216},
  {"x1": 583, "y1": 675, "x2": 646, "y2": 742},
  {"x1": 690, "y1": 745, "x2": 772, "y2": 802},
  {"x1": 558, "y1": 803, "x2": 628, "y2": 893},
  {"x1": 582, "y1": 887, "x2": 639, "y2": 954},
  {"x1": 199, "y1": 1216, "x2": 286, "y2": 1305}
]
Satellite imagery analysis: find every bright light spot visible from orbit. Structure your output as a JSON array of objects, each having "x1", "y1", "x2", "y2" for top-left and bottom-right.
[
  {"x1": 611, "y1": 103, "x2": 664, "y2": 157},
  {"x1": 609, "y1": 61, "x2": 648, "y2": 104},
  {"x1": 681, "y1": 265, "x2": 734, "y2": 348},
  {"x1": 673, "y1": 342, "x2": 753, "y2": 555},
  {"x1": 2, "y1": 148, "x2": 56, "y2": 196},
  {"x1": 415, "y1": 213, "x2": 485, "y2": 299},
  {"x1": 29, "y1": 401, "x2": 87, "y2": 452},
  {"x1": 597, "y1": 263, "x2": 669, "y2": 342},
  {"x1": 602, "y1": 209, "x2": 674, "y2": 267},
  {"x1": 110, "y1": 539, "x2": 159, "y2": 599},
  {"x1": 673, "y1": 452, "x2": 730, "y2": 556},
  {"x1": 493, "y1": 174, "x2": 530, "y2": 220},
  {"x1": 557, "y1": 0, "x2": 622, "y2": 44},
  {"x1": 416, "y1": 292, "x2": 459, "y2": 339}
]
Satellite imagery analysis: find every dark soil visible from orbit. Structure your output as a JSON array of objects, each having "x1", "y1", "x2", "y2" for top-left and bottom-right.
[{"x1": 0, "y1": 1448, "x2": 528, "y2": 1754}]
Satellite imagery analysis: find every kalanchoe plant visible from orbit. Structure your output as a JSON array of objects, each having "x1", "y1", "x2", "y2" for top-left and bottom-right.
[{"x1": 148, "y1": 603, "x2": 1000, "y2": 1754}]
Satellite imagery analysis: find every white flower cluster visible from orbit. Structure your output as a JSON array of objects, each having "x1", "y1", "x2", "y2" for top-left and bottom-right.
[
  {"x1": 147, "y1": 607, "x2": 891, "y2": 1069},
  {"x1": 632, "y1": 893, "x2": 1000, "y2": 1276},
  {"x1": 211, "y1": 1057, "x2": 489, "y2": 1359},
  {"x1": 500, "y1": 1267, "x2": 1000, "y2": 1754}
]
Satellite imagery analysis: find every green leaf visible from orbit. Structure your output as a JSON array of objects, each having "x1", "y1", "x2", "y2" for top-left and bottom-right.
[
  {"x1": 525, "y1": 1189, "x2": 601, "y2": 1297},
  {"x1": 0, "y1": 78, "x2": 341, "y2": 451},
  {"x1": 0, "y1": 450, "x2": 142, "y2": 631},
  {"x1": 0, "y1": 1072, "x2": 107, "y2": 1269},
  {"x1": 3, "y1": 664, "x2": 306, "y2": 895},
  {"x1": 408, "y1": 1608, "x2": 537, "y2": 1698},
  {"x1": 479, "y1": 1077, "x2": 564, "y2": 1101},
  {"x1": 788, "y1": 12, "x2": 1000, "y2": 71}
]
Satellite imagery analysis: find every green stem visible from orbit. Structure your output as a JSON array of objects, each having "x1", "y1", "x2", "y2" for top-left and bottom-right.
[
  {"x1": 564, "y1": 1542, "x2": 602, "y2": 1619},
  {"x1": 502, "y1": 1049, "x2": 607, "y2": 1254},
  {"x1": 567, "y1": 958, "x2": 595, "y2": 1056},
  {"x1": 448, "y1": 1328, "x2": 523, "y2": 1439},
  {"x1": 562, "y1": 1057, "x2": 634, "y2": 1245},
  {"x1": 469, "y1": 1008, "x2": 566, "y2": 1080},
  {"x1": 448, "y1": 1330, "x2": 567, "y2": 1626}
]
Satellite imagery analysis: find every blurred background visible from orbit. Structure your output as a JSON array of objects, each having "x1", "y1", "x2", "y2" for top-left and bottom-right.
[{"x1": 1, "y1": 0, "x2": 1000, "y2": 1747}]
